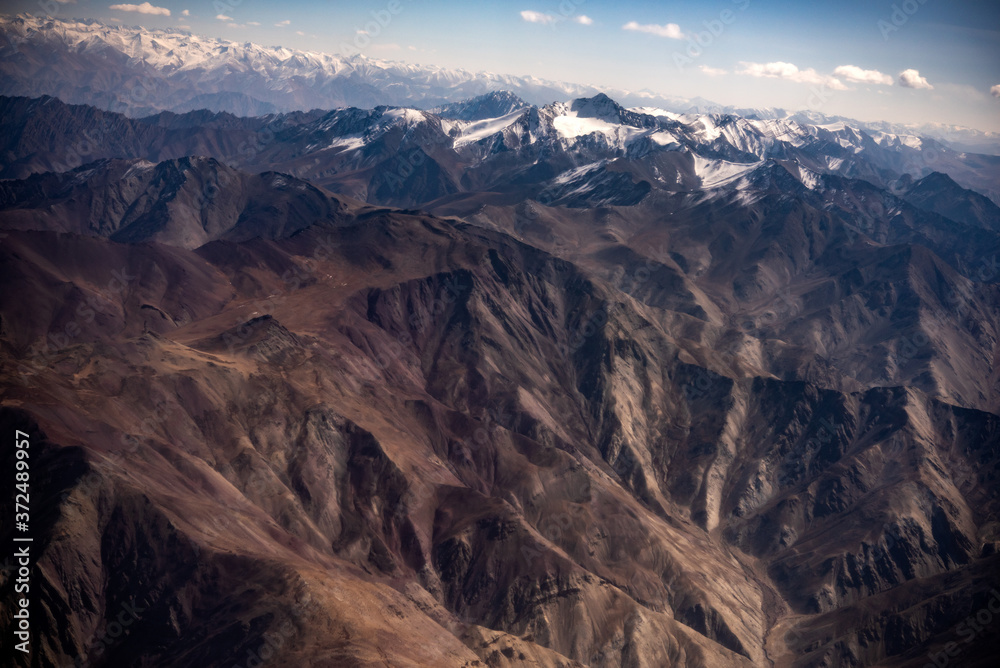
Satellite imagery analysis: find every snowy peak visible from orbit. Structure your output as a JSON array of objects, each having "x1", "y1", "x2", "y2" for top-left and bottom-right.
[
  {"x1": 570, "y1": 93, "x2": 625, "y2": 120},
  {"x1": 571, "y1": 94, "x2": 658, "y2": 129},
  {"x1": 434, "y1": 91, "x2": 529, "y2": 121},
  {"x1": 373, "y1": 106, "x2": 436, "y2": 129},
  {"x1": 0, "y1": 14, "x2": 686, "y2": 115}
]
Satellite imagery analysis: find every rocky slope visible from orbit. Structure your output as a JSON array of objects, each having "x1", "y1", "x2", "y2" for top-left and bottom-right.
[
  {"x1": 1, "y1": 91, "x2": 999, "y2": 667},
  {"x1": 2, "y1": 189, "x2": 999, "y2": 666}
]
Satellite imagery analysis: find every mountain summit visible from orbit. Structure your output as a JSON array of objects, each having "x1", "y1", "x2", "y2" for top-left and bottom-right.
[{"x1": 434, "y1": 90, "x2": 530, "y2": 121}]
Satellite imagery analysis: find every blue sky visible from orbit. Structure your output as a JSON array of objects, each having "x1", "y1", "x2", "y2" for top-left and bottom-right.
[{"x1": 10, "y1": 0, "x2": 1000, "y2": 130}]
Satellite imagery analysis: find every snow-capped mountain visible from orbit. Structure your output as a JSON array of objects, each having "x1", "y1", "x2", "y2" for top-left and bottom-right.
[
  {"x1": 644, "y1": 104, "x2": 1000, "y2": 157},
  {"x1": 3, "y1": 89, "x2": 999, "y2": 209},
  {"x1": 432, "y1": 91, "x2": 530, "y2": 121},
  {"x1": 0, "y1": 14, "x2": 668, "y2": 115},
  {"x1": 4, "y1": 13, "x2": 996, "y2": 157}
]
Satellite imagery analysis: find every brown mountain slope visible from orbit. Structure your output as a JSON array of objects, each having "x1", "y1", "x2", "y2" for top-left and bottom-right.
[{"x1": 2, "y1": 206, "x2": 998, "y2": 667}]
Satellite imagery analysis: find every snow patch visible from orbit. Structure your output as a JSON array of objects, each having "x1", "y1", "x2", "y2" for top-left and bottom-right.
[
  {"x1": 453, "y1": 109, "x2": 524, "y2": 147},
  {"x1": 692, "y1": 155, "x2": 760, "y2": 189},
  {"x1": 797, "y1": 167, "x2": 823, "y2": 190},
  {"x1": 552, "y1": 114, "x2": 621, "y2": 139},
  {"x1": 553, "y1": 161, "x2": 606, "y2": 185},
  {"x1": 122, "y1": 160, "x2": 157, "y2": 179},
  {"x1": 874, "y1": 132, "x2": 923, "y2": 150},
  {"x1": 629, "y1": 106, "x2": 682, "y2": 121},
  {"x1": 380, "y1": 108, "x2": 427, "y2": 126},
  {"x1": 650, "y1": 131, "x2": 679, "y2": 147},
  {"x1": 328, "y1": 135, "x2": 366, "y2": 151}
]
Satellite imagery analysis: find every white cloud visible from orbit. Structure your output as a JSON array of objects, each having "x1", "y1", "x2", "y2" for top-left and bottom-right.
[
  {"x1": 699, "y1": 65, "x2": 727, "y2": 77},
  {"x1": 215, "y1": 14, "x2": 232, "y2": 21},
  {"x1": 738, "y1": 61, "x2": 847, "y2": 90},
  {"x1": 296, "y1": 30, "x2": 305, "y2": 36},
  {"x1": 247, "y1": 21, "x2": 260, "y2": 26},
  {"x1": 898, "y1": 69, "x2": 933, "y2": 89},
  {"x1": 108, "y1": 3, "x2": 171, "y2": 16},
  {"x1": 833, "y1": 65, "x2": 893, "y2": 86},
  {"x1": 622, "y1": 21, "x2": 684, "y2": 39},
  {"x1": 181, "y1": 9, "x2": 189, "y2": 16},
  {"x1": 275, "y1": 20, "x2": 291, "y2": 27},
  {"x1": 574, "y1": 15, "x2": 593, "y2": 25},
  {"x1": 992, "y1": 84, "x2": 1000, "y2": 98},
  {"x1": 52, "y1": 0, "x2": 76, "y2": 3},
  {"x1": 521, "y1": 10, "x2": 557, "y2": 25}
]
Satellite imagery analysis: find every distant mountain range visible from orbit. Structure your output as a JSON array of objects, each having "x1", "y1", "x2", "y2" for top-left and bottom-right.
[
  {"x1": 3, "y1": 90, "x2": 999, "y2": 209},
  {"x1": 2, "y1": 13, "x2": 998, "y2": 156}
]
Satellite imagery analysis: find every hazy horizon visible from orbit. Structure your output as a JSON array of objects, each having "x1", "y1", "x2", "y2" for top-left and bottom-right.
[{"x1": 4, "y1": 0, "x2": 999, "y2": 132}]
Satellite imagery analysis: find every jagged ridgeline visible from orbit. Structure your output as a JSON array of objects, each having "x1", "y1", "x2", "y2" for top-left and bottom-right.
[{"x1": 1, "y1": 30, "x2": 999, "y2": 668}]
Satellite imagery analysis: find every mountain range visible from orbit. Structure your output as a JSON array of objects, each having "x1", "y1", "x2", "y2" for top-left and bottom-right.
[
  {"x1": 1, "y1": 28, "x2": 999, "y2": 668},
  {"x1": 2, "y1": 13, "x2": 998, "y2": 156},
  {"x1": 3, "y1": 90, "x2": 999, "y2": 209}
]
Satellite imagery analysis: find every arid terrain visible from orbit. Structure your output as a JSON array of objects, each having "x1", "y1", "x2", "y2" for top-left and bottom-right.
[{"x1": 1, "y1": 21, "x2": 999, "y2": 665}]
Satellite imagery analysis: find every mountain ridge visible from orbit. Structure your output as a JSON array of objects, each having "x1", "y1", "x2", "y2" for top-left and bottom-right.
[
  {"x1": 2, "y1": 13, "x2": 998, "y2": 156},
  {"x1": 3, "y1": 92, "x2": 999, "y2": 210}
]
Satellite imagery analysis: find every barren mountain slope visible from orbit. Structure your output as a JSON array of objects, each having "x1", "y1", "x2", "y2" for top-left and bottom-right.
[{"x1": 2, "y1": 196, "x2": 998, "y2": 666}]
